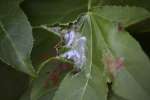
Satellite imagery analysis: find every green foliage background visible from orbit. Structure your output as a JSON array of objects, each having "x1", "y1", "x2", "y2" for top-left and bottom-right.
[{"x1": 0, "y1": 0, "x2": 150, "y2": 100}]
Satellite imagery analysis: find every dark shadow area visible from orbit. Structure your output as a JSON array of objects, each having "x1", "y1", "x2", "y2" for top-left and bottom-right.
[
  {"x1": 0, "y1": 61, "x2": 29, "y2": 100},
  {"x1": 130, "y1": 32, "x2": 150, "y2": 57}
]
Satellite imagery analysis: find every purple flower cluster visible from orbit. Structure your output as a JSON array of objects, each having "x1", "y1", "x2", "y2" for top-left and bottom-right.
[
  {"x1": 60, "y1": 30, "x2": 87, "y2": 69},
  {"x1": 64, "y1": 30, "x2": 75, "y2": 47}
]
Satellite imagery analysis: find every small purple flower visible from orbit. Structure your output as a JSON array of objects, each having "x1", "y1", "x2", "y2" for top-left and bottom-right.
[
  {"x1": 60, "y1": 49, "x2": 86, "y2": 69},
  {"x1": 64, "y1": 30, "x2": 75, "y2": 47},
  {"x1": 60, "y1": 30, "x2": 87, "y2": 70},
  {"x1": 77, "y1": 37, "x2": 86, "y2": 47},
  {"x1": 77, "y1": 37, "x2": 86, "y2": 53},
  {"x1": 61, "y1": 50, "x2": 80, "y2": 60}
]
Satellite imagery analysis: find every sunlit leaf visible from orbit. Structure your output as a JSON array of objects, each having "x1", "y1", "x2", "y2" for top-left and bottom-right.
[{"x1": 0, "y1": 0, "x2": 36, "y2": 76}]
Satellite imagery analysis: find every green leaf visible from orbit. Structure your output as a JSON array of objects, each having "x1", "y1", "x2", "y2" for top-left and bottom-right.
[
  {"x1": 92, "y1": 6, "x2": 150, "y2": 27},
  {"x1": 110, "y1": 28, "x2": 150, "y2": 99},
  {"x1": 98, "y1": 0, "x2": 150, "y2": 32},
  {"x1": 21, "y1": 0, "x2": 150, "y2": 33},
  {"x1": 53, "y1": 68, "x2": 107, "y2": 100},
  {"x1": 53, "y1": 14, "x2": 108, "y2": 100},
  {"x1": 21, "y1": 0, "x2": 100, "y2": 26},
  {"x1": 0, "y1": 1, "x2": 36, "y2": 76},
  {"x1": 31, "y1": 58, "x2": 72, "y2": 100},
  {"x1": 91, "y1": 13, "x2": 150, "y2": 99},
  {"x1": 53, "y1": 7, "x2": 150, "y2": 100},
  {"x1": 100, "y1": 0, "x2": 150, "y2": 12},
  {"x1": 108, "y1": 93, "x2": 127, "y2": 100},
  {"x1": 31, "y1": 60, "x2": 57, "y2": 100}
]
